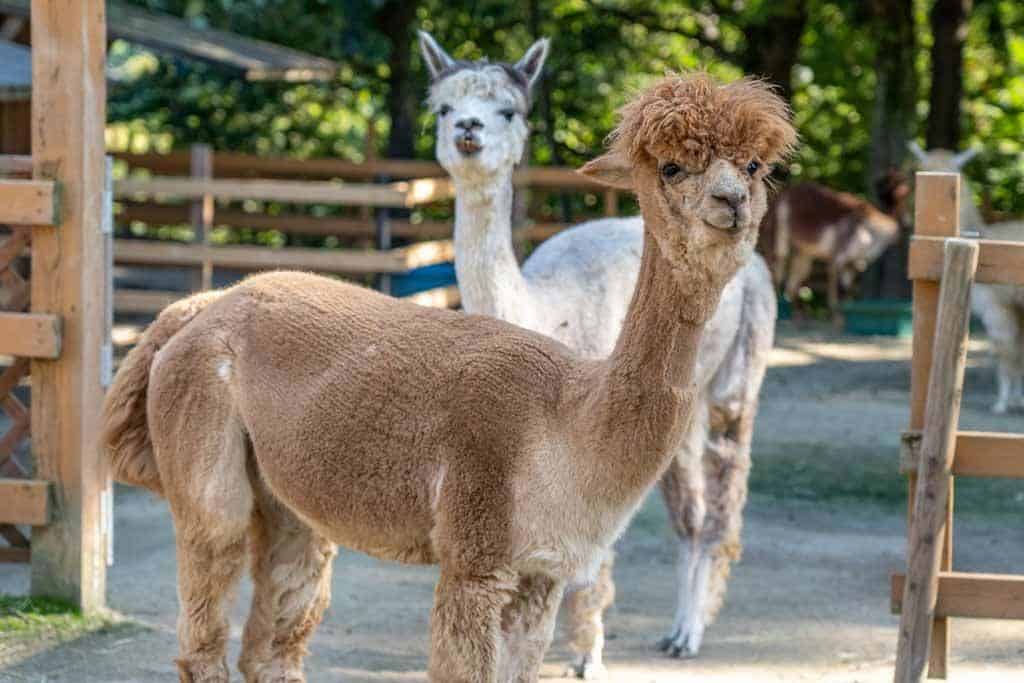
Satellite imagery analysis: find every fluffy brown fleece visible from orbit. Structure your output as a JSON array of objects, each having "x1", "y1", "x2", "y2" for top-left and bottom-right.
[
  {"x1": 100, "y1": 72, "x2": 794, "y2": 683},
  {"x1": 610, "y1": 73, "x2": 797, "y2": 172}
]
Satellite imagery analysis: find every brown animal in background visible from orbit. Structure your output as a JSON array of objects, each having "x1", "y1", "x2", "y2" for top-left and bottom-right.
[
  {"x1": 100, "y1": 73, "x2": 795, "y2": 683},
  {"x1": 759, "y1": 171, "x2": 910, "y2": 321}
]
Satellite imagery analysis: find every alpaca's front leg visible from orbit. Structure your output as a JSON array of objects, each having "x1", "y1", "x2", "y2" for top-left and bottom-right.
[
  {"x1": 429, "y1": 570, "x2": 517, "y2": 683},
  {"x1": 563, "y1": 554, "x2": 615, "y2": 680},
  {"x1": 501, "y1": 574, "x2": 565, "y2": 682}
]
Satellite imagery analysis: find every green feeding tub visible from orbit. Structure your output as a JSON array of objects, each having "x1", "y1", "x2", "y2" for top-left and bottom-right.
[{"x1": 841, "y1": 299, "x2": 914, "y2": 337}]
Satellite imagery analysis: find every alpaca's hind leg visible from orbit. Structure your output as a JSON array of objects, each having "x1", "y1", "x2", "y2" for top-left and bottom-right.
[
  {"x1": 563, "y1": 554, "x2": 615, "y2": 680},
  {"x1": 173, "y1": 519, "x2": 249, "y2": 682},
  {"x1": 429, "y1": 570, "x2": 516, "y2": 683},
  {"x1": 501, "y1": 573, "x2": 565, "y2": 682},
  {"x1": 239, "y1": 494, "x2": 336, "y2": 683}
]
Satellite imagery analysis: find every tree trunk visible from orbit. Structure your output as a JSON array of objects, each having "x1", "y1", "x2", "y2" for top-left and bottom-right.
[
  {"x1": 865, "y1": 0, "x2": 917, "y2": 299},
  {"x1": 927, "y1": 0, "x2": 970, "y2": 150},
  {"x1": 374, "y1": 0, "x2": 420, "y2": 159},
  {"x1": 740, "y1": 0, "x2": 808, "y2": 100}
]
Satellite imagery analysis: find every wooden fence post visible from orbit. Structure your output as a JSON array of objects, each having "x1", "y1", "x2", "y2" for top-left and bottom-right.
[
  {"x1": 895, "y1": 237, "x2": 978, "y2": 682},
  {"x1": 190, "y1": 143, "x2": 214, "y2": 290},
  {"x1": 904, "y1": 172, "x2": 959, "y2": 678},
  {"x1": 28, "y1": 0, "x2": 109, "y2": 612}
]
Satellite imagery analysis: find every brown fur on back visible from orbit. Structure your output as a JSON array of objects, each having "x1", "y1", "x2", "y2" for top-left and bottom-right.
[{"x1": 99, "y1": 291, "x2": 223, "y2": 495}]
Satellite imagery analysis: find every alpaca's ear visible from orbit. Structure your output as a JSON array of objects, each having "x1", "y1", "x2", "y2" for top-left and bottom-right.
[
  {"x1": 419, "y1": 30, "x2": 455, "y2": 81},
  {"x1": 952, "y1": 147, "x2": 980, "y2": 169},
  {"x1": 514, "y1": 38, "x2": 550, "y2": 91},
  {"x1": 906, "y1": 140, "x2": 928, "y2": 163},
  {"x1": 578, "y1": 151, "x2": 633, "y2": 190}
]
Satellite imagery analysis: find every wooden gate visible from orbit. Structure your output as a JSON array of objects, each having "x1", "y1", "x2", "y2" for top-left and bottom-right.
[
  {"x1": 0, "y1": 0, "x2": 110, "y2": 611},
  {"x1": 892, "y1": 171, "x2": 1024, "y2": 681}
]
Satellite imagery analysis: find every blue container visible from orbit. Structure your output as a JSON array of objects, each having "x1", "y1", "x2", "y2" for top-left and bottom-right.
[{"x1": 392, "y1": 262, "x2": 457, "y2": 297}]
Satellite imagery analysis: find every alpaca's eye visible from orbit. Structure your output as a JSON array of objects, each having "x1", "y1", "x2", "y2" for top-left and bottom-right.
[
  {"x1": 438, "y1": 104, "x2": 452, "y2": 117},
  {"x1": 661, "y1": 163, "x2": 682, "y2": 179},
  {"x1": 499, "y1": 109, "x2": 516, "y2": 122},
  {"x1": 746, "y1": 160, "x2": 761, "y2": 176}
]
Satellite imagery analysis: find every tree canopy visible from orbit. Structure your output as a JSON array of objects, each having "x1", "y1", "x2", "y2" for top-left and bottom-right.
[{"x1": 109, "y1": 0, "x2": 1024, "y2": 216}]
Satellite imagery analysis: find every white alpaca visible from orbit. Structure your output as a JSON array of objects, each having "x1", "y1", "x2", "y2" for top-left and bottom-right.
[
  {"x1": 909, "y1": 142, "x2": 1024, "y2": 413},
  {"x1": 420, "y1": 32, "x2": 778, "y2": 676}
]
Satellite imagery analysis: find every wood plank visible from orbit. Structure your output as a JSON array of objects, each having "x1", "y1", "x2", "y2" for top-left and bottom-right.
[
  {"x1": 895, "y1": 237, "x2": 977, "y2": 683},
  {"x1": 0, "y1": 478, "x2": 50, "y2": 525},
  {"x1": 0, "y1": 546, "x2": 30, "y2": 562},
  {"x1": 113, "y1": 289, "x2": 184, "y2": 315},
  {"x1": 404, "y1": 285, "x2": 461, "y2": 309},
  {"x1": 398, "y1": 177, "x2": 455, "y2": 206},
  {"x1": 117, "y1": 204, "x2": 454, "y2": 239},
  {"x1": 900, "y1": 431, "x2": 1024, "y2": 478},
  {"x1": 892, "y1": 572, "x2": 1024, "y2": 620},
  {"x1": 0, "y1": 179, "x2": 58, "y2": 226},
  {"x1": 0, "y1": 312, "x2": 61, "y2": 358},
  {"x1": 0, "y1": 154, "x2": 32, "y2": 175},
  {"x1": 115, "y1": 176, "x2": 411, "y2": 208},
  {"x1": 904, "y1": 172, "x2": 961, "y2": 681},
  {"x1": 908, "y1": 236, "x2": 1024, "y2": 286},
  {"x1": 114, "y1": 238, "x2": 454, "y2": 274},
  {"x1": 29, "y1": 0, "x2": 109, "y2": 612}
]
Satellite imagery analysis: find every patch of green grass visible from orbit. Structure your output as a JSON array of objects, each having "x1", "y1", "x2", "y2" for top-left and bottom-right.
[
  {"x1": 0, "y1": 595, "x2": 119, "y2": 638},
  {"x1": 751, "y1": 442, "x2": 1024, "y2": 517}
]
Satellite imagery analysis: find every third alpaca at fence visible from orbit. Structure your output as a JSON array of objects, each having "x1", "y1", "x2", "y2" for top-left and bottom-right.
[{"x1": 100, "y1": 72, "x2": 795, "y2": 683}]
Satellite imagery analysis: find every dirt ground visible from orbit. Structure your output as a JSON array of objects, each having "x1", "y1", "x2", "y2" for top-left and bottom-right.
[{"x1": 2, "y1": 322, "x2": 1023, "y2": 682}]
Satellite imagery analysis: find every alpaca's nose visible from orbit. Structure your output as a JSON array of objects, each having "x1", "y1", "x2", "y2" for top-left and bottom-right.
[
  {"x1": 713, "y1": 189, "x2": 747, "y2": 212},
  {"x1": 455, "y1": 117, "x2": 484, "y2": 132}
]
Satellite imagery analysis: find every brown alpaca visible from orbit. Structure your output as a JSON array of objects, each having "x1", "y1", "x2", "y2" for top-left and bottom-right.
[{"x1": 100, "y1": 73, "x2": 795, "y2": 683}]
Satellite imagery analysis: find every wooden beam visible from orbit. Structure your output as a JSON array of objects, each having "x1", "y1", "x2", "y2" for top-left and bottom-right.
[
  {"x1": 113, "y1": 289, "x2": 184, "y2": 315},
  {"x1": 900, "y1": 431, "x2": 1024, "y2": 479},
  {"x1": 0, "y1": 179, "x2": 58, "y2": 226},
  {"x1": 0, "y1": 547, "x2": 30, "y2": 563},
  {"x1": 0, "y1": 312, "x2": 61, "y2": 358},
  {"x1": 905, "y1": 172, "x2": 960, "y2": 680},
  {"x1": 909, "y1": 236, "x2": 1024, "y2": 286},
  {"x1": 115, "y1": 176, "x2": 412, "y2": 208},
  {"x1": 404, "y1": 285, "x2": 460, "y2": 309},
  {"x1": 114, "y1": 238, "x2": 454, "y2": 274},
  {"x1": 0, "y1": 154, "x2": 32, "y2": 175},
  {"x1": 117, "y1": 204, "x2": 454, "y2": 239},
  {"x1": 29, "y1": 0, "x2": 110, "y2": 612},
  {"x1": 895, "y1": 236, "x2": 978, "y2": 683},
  {"x1": 892, "y1": 572, "x2": 1024, "y2": 620},
  {"x1": 0, "y1": 479, "x2": 50, "y2": 525}
]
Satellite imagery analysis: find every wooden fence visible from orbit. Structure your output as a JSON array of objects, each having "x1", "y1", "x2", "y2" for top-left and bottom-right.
[
  {"x1": 106, "y1": 146, "x2": 622, "y2": 313},
  {"x1": 0, "y1": 0, "x2": 109, "y2": 611},
  {"x1": 891, "y1": 172, "x2": 1024, "y2": 681}
]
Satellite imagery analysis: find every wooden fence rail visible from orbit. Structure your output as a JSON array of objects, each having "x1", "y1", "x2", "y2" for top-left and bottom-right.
[{"x1": 101, "y1": 147, "x2": 624, "y2": 314}]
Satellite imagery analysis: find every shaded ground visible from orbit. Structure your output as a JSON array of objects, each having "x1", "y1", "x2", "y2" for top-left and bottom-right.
[{"x1": 2, "y1": 322, "x2": 1023, "y2": 681}]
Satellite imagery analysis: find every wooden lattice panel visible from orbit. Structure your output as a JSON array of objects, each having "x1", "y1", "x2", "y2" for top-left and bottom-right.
[{"x1": 0, "y1": 227, "x2": 32, "y2": 562}]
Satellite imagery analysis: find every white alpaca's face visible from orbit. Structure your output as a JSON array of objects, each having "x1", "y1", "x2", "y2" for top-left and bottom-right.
[
  {"x1": 419, "y1": 31, "x2": 549, "y2": 183},
  {"x1": 429, "y1": 68, "x2": 530, "y2": 179}
]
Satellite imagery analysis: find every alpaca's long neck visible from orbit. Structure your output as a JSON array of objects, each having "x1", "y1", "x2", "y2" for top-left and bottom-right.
[
  {"x1": 571, "y1": 204, "x2": 716, "y2": 501},
  {"x1": 452, "y1": 173, "x2": 533, "y2": 325}
]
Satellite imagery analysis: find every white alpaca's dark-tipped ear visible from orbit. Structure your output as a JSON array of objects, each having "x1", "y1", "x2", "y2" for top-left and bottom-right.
[
  {"x1": 419, "y1": 30, "x2": 456, "y2": 81},
  {"x1": 578, "y1": 151, "x2": 633, "y2": 190},
  {"x1": 907, "y1": 140, "x2": 928, "y2": 163},
  {"x1": 514, "y1": 38, "x2": 550, "y2": 91}
]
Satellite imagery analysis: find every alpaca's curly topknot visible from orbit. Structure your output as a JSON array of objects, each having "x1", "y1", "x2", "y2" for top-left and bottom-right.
[{"x1": 610, "y1": 73, "x2": 797, "y2": 171}]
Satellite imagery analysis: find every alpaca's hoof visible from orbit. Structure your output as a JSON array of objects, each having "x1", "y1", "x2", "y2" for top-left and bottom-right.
[
  {"x1": 657, "y1": 627, "x2": 703, "y2": 659},
  {"x1": 993, "y1": 401, "x2": 1009, "y2": 415},
  {"x1": 566, "y1": 655, "x2": 607, "y2": 680}
]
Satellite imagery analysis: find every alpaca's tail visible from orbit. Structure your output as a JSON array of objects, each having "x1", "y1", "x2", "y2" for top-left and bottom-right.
[{"x1": 100, "y1": 291, "x2": 223, "y2": 496}]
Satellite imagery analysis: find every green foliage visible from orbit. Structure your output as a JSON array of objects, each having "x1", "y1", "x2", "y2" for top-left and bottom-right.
[
  {"x1": 108, "y1": 0, "x2": 1024, "y2": 216},
  {"x1": 0, "y1": 595, "x2": 117, "y2": 636}
]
